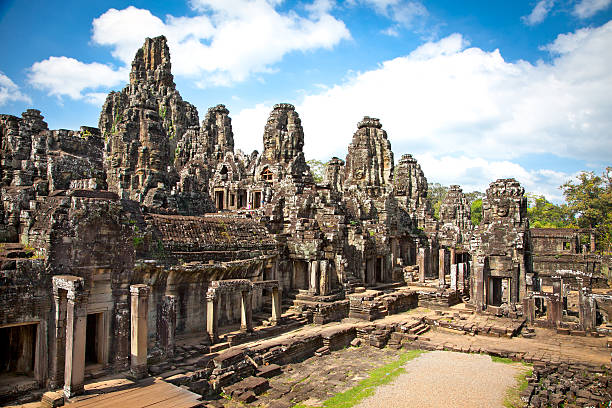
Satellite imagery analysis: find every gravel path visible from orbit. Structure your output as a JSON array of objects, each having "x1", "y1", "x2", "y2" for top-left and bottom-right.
[{"x1": 355, "y1": 351, "x2": 527, "y2": 408}]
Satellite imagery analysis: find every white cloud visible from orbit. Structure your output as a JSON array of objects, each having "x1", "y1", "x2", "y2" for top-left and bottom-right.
[
  {"x1": 232, "y1": 103, "x2": 272, "y2": 154},
  {"x1": 573, "y1": 0, "x2": 612, "y2": 18},
  {"x1": 28, "y1": 57, "x2": 127, "y2": 103},
  {"x1": 0, "y1": 72, "x2": 31, "y2": 106},
  {"x1": 522, "y1": 0, "x2": 555, "y2": 26},
  {"x1": 91, "y1": 2, "x2": 350, "y2": 86},
  {"x1": 356, "y1": 0, "x2": 428, "y2": 31},
  {"x1": 417, "y1": 154, "x2": 573, "y2": 202},
  {"x1": 232, "y1": 21, "x2": 612, "y2": 202}
]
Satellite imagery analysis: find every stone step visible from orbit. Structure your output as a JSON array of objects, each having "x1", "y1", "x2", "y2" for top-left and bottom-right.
[{"x1": 209, "y1": 342, "x2": 229, "y2": 353}]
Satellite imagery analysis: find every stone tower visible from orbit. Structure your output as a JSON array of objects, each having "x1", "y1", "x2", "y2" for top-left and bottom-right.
[
  {"x1": 261, "y1": 103, "x2": 304, "y2": 166},
  {"x1": 99, "y1": 35, "x2": 200, "y2": 208},
  {"x1": 343, "y1": 117, "x2": 394, "y2": 190},
  {"x1": 201, "y1": 104, "x2": 234, "y2": 162},
  {"x1": 470, "y1": 178, "x2": 534, "y2": 312},
  {"x1": 438, "y1": 185, "x2": 472, "y2": 247}
]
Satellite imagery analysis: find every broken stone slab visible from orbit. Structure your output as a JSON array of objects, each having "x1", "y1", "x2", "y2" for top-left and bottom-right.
[
  {"x1": 41, "y1": 391, "x2": 64, "y2": 408},
  {"x1": 256, "y1": 363, "x2": 282, "y2": 378},
  {"x1": 222, "y1": 376, "x2": 269, "y2": 398}
]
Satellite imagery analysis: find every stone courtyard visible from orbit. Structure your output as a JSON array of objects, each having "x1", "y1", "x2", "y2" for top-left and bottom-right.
[{"x1": 1, "y1": 35, "x2": 612, "y2": 407}]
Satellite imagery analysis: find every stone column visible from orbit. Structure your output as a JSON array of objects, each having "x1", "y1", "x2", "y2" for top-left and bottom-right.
[
  {"x1": 49, "y1": 288, "x2": 67, "y2": 390},
  {"x1": 271, "y1": 287, "x2": 282, "y2": 325},
  {"x1": 319, "y1": 260, "x2": 330, "y2": 296},
  {"x1": 309, "y1": 261, "x2": 320, "y2": 295},
  {"x1": 450, "y1": 247, "x2": 456, "y2": 266},
  {"x1": 472, "y1": 256, "x2": 485, "y2": 310},
  {"x1": 458, "y1": 263, "x2": 465, "y2": 291},
  {"x1": 157, "y1": 295, "x2": 176, "y2": 358},
  {"x1": 240, "y1": 290, "x2": 253, "y2": 332},
  {"x1": 578, "y1": 278, "x2": 596, "y2": 331},
  {"x1": 63, "y1": 285, "x2": 88, "y2": 398},
  {"x1": 522, "y1": 298, "x2": 536, "y2": 324},
  {"x1": 450, "y1": 264, "x2": 458, "y2": 291},
  {"x1": 206, "y1": 291, "x2": 219, "y2": 344},
  {"x1": 438, "y1": 248, "x2": 447, "y2": 288},
  {"x1": 130, "y1": 284, "x2": 150, "y2": 380},
  {"x1": 417, "y1": 248, "x2": 425, "y2": 283}
]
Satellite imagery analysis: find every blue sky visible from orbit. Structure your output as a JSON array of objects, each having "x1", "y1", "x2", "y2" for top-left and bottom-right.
[{"x1": 1, "y1": 0, "x2": 611, "y2": 201}]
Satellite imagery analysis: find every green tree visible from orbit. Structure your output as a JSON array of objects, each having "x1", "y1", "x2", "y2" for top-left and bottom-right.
[
  {"x1": 526, "y1": 194, "x2": 572, "y2": 228},
  {"x1": 307, "y1": 159, "x2": 326, "y2": 183},
  {"x1": 427, "y1": 183, "x2": 448, "y2": 220},
  {"x1": 561, "y1": 168, "x2": 612, "y2": 252},
  {"x1": 471, "y1": 198, "x2": 483, "y2": 226}
]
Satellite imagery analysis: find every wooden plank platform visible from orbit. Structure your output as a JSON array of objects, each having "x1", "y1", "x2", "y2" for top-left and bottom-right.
[{"x1": 66, "y1": 378, "x2": 202, "y2": 408}]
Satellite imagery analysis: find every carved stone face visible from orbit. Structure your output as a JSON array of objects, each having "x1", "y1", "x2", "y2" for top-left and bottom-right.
[
  {"x1": 494, "y1": 200, "x2": 510, "y2": 218},
  {"x1": 354, "y1": 169, "x2": 364, "y2": 179},
  {"x1": 149, "y1": 150, "x2": 164, "y2": 171}
]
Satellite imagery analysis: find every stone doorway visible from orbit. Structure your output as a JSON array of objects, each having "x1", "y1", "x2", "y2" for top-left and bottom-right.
[
  {"x1": 215, "y1": 190, "x2": 224, "y2": 210},
  {"x1": 253, "y1": 191, "x2": 262, "y2": 209},
  {"x1": 376, "y1": 257, "x2": 384, "y2": 283},
  {"x1": 85, "y1": 313, "x2": 104, "y2": 366},
  {"x1": 0, "y1": 323, "x2": 36, "y2": 376},
  {"x1": 489, "y1": 277, "x2": 503, "y2": 306}
]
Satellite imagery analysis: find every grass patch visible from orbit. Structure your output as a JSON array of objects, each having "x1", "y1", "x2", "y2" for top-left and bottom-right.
[
  {"x1": 296, "y1": 350, "x2": 426, "y2": 408},
  {"x1": 503, "y1": 366, "x2": 533, "y2": 408},
  {"x1": 490, "y1": 356, "x2": 516, "y2": 364}
]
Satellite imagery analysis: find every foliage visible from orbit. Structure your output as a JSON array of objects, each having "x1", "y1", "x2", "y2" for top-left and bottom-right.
[
  {"x1": 471, "y1": 198, "x2": 483, "y2": 226},
  {"x1": 561, "y1": 167, "x2": 612, "y2": 252},
  {"x1": 294, "y1": 350, "x2": 426, "y2": 408},
  {"x1": 526, "y1": 194, "x2": 572, "y2": 228},
  {"x1": 427, "y1": 183, "x2": 448, "y2": 220},
  {"x1": 307, "y1": 159, "x2": 327, "y2": 183}
]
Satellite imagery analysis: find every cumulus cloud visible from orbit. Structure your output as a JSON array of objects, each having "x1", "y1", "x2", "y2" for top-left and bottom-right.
[
  {"x1": 28, "y1": 57, "x2": 127, "y2": 103},
  {"x1": 281, "y1": 22, "x2": 612, "y2": 164},
  {"x1": 522, "y1": 0, "x2": 555, "y2": 25},
  {"x1": 417, "y1": 154, "x2": 573, "y2": 202},
  {"x1": 0, "y1": 72, "x2": 31, "y2": 106},
  {"x1": 573, "y1": 0, "x2": 612, "y2": 18},
  {"x1": 27, "y1": 1, "x2": 350, "y2": 99},
  {"x1": 92, "y1": 2, "x2": 350, "y2": 86},
  {"x1": 232, "y1": 21, "x2": 612, "y2": 200}
]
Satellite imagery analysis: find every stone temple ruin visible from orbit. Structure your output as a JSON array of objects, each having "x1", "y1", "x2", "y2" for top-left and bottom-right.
[{"x1": 1, "y1": 36, "x2": 612, "y2": 407}]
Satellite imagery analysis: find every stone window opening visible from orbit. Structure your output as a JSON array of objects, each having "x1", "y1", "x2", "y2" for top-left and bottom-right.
[
  {"x1": 563, "y1": 241, "x2": 571, "y2": 251},
  {"x1": 261, "y1": 168, "x2": 274, "y2": 182},
  {"x1": 230, "y1": 193, "x2": 235, "y2": 208}
]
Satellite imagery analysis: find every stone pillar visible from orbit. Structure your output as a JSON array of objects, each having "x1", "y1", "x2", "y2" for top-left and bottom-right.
[
  {"x1": 472, "y1": 256, "x2": 485, "y2": 310},
  {"x1": 63, "y1": 284, "x2": 88, "y2": 398},
  {"x1": 522, "y1": 298, "x2": 536, "y2": 324},
  {"x1": 458, "y1": 263, "x2": 465, "y2": 291},
  {"x1": 113, "y1": 300, "x2": 130, "y2": 371},
  {"x1": 271, "y1": 287, "x2": 282, "y2": 324},
  {"x1": 450, "y1": 264, "x2": 458, "y2": 291},
  {"x1": 309, "y1": 261, "x2": 320, "y2": 295},
  {"x1": 206, "y1": 291, "x2": 219, "y2": 344},
  {"x1": 240, "y1": 290, "x2": 253, "y2": 332},
  {"x1": 438, "y1": 248, "x2": 447, "y2": 288},
  {"x1": 590, "y1": 231, "x2": 596, "y2": 253},
  {"x1": 130, "y1": 284, "x2": 150, "y2": 380},
  {"x1": 157, "y1": 295, "x2": 176, "y2": 358},
  {"x1": 450, "y1": 247, "x2": 456, "y2": 266},
  {"x1": 417, "y1": 248, "x2": 426, "y2": 283},
  {"x1": 578, "y1": 278, "x2": 596, "y2": 331},
  {"x1": 319, "y1": 260, "x2": 330, "y2": 296},
  {"x1": 49, "y1": 288, "x2": 67, "y2": 389}
]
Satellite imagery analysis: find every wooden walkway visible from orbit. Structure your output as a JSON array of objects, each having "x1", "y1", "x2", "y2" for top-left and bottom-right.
[{"x1": 66, "y1": 377, "x2": 202, "y2": 408}]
